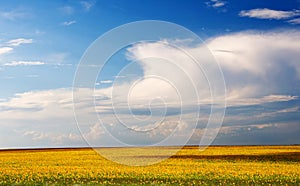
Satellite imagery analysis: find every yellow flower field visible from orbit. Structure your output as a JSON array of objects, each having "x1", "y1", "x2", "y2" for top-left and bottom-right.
[{"x1": 0, "y1": 146, "x2": 299, "y2": 185}]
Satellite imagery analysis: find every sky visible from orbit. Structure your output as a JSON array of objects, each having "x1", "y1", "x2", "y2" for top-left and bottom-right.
[{"x1": 0, "y1": 0, "x2": 300, "y2": 149}]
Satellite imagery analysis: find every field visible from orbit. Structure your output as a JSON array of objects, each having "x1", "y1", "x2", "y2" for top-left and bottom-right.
[{"x1": 0, "y1": 146, "x2": 299, "y2": 185}]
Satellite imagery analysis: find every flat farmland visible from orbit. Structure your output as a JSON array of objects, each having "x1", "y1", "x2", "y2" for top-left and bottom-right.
[{"x1": 0, "y1": 146, "x2": 299, "y2": 185}]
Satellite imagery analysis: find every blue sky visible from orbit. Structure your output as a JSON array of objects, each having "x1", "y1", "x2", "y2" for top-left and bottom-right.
[{"x1": 0, "y1": 0, "x2": 300, "y2": 148}]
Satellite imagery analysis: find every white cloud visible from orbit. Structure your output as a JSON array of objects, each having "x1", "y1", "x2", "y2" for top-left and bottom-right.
[
  {"x1": 18, "y1": 123, "x2": 105, "y2": 146},
  {"x1": 114, "y1": 75, "x2": 126, "y2": 78},
  {"x1": 61, "y1": 20, "x2": 76, "y2": 26},
  {"x1": 124, "y1": 40, "x2": 222, "y2": 106},
  {"x1": 0, "y1": 88, "x2": 75, "y2": 124},
  {"x1": 123, "y1": 30, "x2": 300, "y2": 106},
  {"x1": 288, "y1": 18, "x2": 300, "y2": 24},
  {"x1": 80, "y1": 1, "x2": 95, "y2": 11},
  {"x1": 7, "y1": 38, "x2": 33, "y2": 46},
  {"x1": 212, "y1": 1, "x2": 225, "y2": 8},
  {"x1": 74, "y1": 31, "x2": 300, "y2": 147},
  {"x1": 100, "y1": 80, "x2": 113, "y2": 84},
  {"x1": 0, "y1": 88, "x2": 298, "y2": 148},
  {"x1": 225, "y1": 95, "x2": 298, "y2": 107},
  {"x1": 0, "y1": 47, "x2": 13, "y2": 55},
  {"x1": 239, "y1": 8, "x2": 300, "y2": 20},
  {"x1": 0, "y1": 87, "x2": 197, "y2": 147},
  {"x1": 132, "y1": 121, "x2": 188, "y2": 138},
  {"x1": 95, "y1": 80, "x2": 112, "y2": 86},
  {"x1": 256, "y1": 106, "x2": 299, "y2": 118},
  {"x1": 206, "y1": 0, "x2": 226, "y2": 8},
  {"x1": 23, "y1": 130, "x2": 49, "y2": 141},
  {"x1": 20, "y1": 130, "x2": 83, "y2": 145},
  {"x1": 260, "y1": 95, "x2": 298, "y2": 102},
  {"x1": 83, "y1": 123, "x2": 104, "y2": 141},
  {"x1": 1, "y1": 30, "x2": 300, "y2": 148},
  {"x1": 207, "y1": 30, "x2": 300, "y2": 99},
  {"x1": 3, "y1": 61, "x2": 45, "y2": 66}
]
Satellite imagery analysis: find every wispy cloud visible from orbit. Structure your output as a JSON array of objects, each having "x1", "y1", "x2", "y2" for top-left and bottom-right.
[
  {"x1": 0, "y1": 47, "x2": 13, "y2": 55},
  {"x1": 100, "y1": 80, "x2": 113, "y2": 84},
  {"x1": 239, "y1": 8, "x2": 300, "y2": 20},
  {"x1": 0, "y1": 9, "x2": 29, "y2": 20},
  {"x1": 288, "y1": 17, "x2": 300, "y2": 24},
  {"x1": 205, "y1": 0, "x2": 226, "y2": 8},
  {"x1": 80, "y1": 1, "x2": 95, "y2": 11},
  {"x1": 3, "y1": 61, "x2": 45, "y2": 66},
  {"x1": 95, "y1": 80, "x2": 113, "y2": 86},
  {"x1": 225, "y1": 95, "x2": 298, "y2": 106},
  {"x1": 114, "y1": 75, "x2": 126, "y2": 78},
  {"x1": 61, "y1": 20, "x2": 76, "y2": 26},
  {"x1": 7, "y1": 38, "x2": 33, "y2": 46}
]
